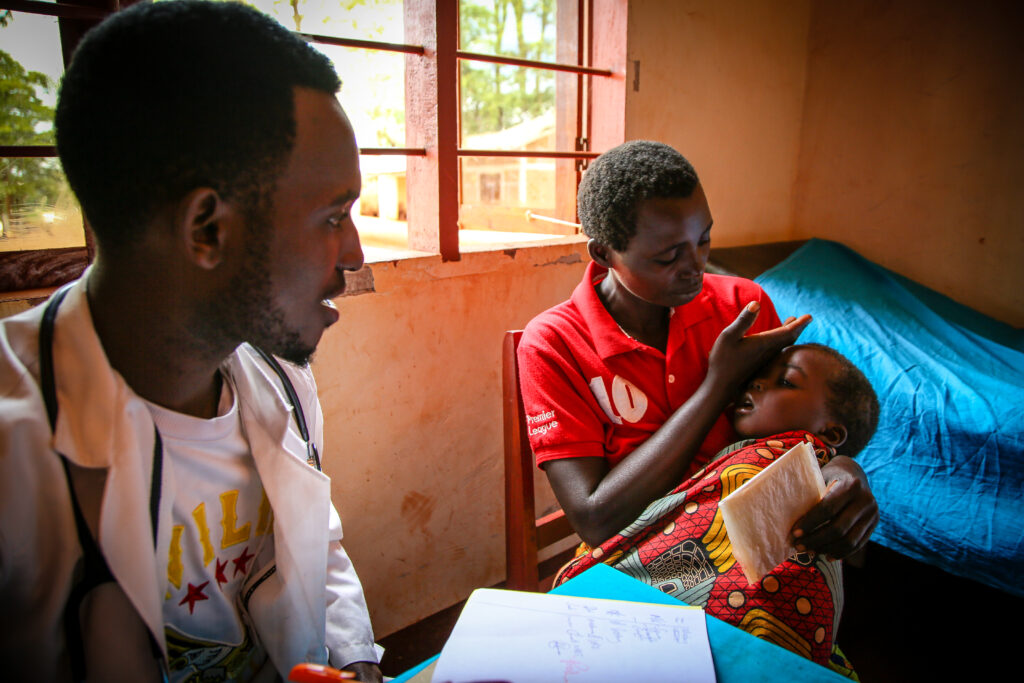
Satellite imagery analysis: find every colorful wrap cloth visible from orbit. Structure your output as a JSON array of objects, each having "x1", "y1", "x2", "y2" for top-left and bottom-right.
[{"x1": 553, "y1": 432, "x2": 854, "y2": 674}]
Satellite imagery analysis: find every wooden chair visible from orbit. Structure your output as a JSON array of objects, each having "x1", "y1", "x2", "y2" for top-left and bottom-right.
[{"x1": 503, "y1": 330, "x2": 577, "y2": 592}]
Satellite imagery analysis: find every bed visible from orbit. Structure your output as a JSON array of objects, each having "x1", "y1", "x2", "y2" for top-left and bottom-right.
[{"x1": 732, "y1": 238, "x2": 1024, "y2": 598}]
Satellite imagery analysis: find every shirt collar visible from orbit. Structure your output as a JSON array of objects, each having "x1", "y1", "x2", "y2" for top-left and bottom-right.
[
  {"x1": 572, "y1": 260, "x2": 715, "y2": 359},
  {"x1": 571, "y1": 261, "x2": 639, "y2": 359}
]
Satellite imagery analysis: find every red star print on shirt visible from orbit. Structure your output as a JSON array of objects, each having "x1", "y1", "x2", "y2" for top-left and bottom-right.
[
  {"x1": 179, "y1": 581, "x2": 209, "y2": 615},
  {"x1": 215, "y1": 557, "x2": 229, "y2": 588},
  {"x1": 232, "y1": 546, "x2": 254, "y2": 578}
]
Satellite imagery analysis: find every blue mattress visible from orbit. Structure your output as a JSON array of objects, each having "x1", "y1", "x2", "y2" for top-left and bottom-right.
[{"x1": 755, "y1": 239, "x2": 1024, "y2": 597}]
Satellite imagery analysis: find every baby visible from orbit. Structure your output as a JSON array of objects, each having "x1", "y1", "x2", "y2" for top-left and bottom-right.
[{"x1": 729, "y1": 342, "x2": 880, "y2": 457}]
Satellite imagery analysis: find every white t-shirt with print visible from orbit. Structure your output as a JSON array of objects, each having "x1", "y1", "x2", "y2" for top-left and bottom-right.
[{"x1": 146, "y1": 375, "x2": 274, "y2": 682}]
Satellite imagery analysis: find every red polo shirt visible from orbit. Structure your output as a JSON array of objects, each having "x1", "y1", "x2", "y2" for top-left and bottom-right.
[{"x1": 517, "y1": 261, "x2": 781, "y2": 474}]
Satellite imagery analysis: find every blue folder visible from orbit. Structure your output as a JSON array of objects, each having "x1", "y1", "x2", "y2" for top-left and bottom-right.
[{"x1": 392, "y1": 563, "x2": 847, "y2": 682}]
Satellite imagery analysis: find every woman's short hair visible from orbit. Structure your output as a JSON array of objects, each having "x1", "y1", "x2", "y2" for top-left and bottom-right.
[{"x1": 577, "y1": 140, "x2": 699, "y2": 252}]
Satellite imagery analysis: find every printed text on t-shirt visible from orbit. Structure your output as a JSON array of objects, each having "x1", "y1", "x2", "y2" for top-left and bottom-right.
[
  {"x1": 589, "y1": 375, "x2": 649, "y2": 424},
  {"x1": 527, "y1": 410, "x2": 559, "y2": 436}
]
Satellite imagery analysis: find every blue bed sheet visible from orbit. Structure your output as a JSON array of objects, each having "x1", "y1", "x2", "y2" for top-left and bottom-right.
[{"x1": 755, "y1": 239, "x2": 1024, "y2": 596}]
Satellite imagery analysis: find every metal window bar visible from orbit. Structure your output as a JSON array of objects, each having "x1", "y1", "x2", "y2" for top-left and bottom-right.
[
  {"x1": 2, "y1": 145, "x2": 427, "y2": 157},
  {"x1": 456, "y1": 149, "x2": 599, "y2": 159},
  {"x1": 455, "y1": 50, "x2": 611, "y2": 77},
  {"x1": 525, "y1": 211, "x2": 581, "y2": 229},
  {"x1": 456, "y1": 1, "x2": 606, "y2": 163},
  {"x1": 296, "y1": 32, "x2": 424, "y2": 55},
  {"x1": 0, "y1": 146, "x2": 58, "y2": 157},
  {"x1": 0, "y1": 1, "x2": 107, "y2": 20}
]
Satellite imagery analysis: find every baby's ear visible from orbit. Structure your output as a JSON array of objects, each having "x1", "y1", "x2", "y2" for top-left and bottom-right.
[{"x1": 820, "y1": 424, "x2": 848, "y2": 448}]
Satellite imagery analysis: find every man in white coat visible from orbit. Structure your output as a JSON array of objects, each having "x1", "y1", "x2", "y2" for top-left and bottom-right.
[{"x1": 0, "y1": 2, "x2": 381, "y2": 681}]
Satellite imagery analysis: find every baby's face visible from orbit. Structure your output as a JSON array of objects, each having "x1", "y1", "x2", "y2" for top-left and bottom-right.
[{"x1": 732, "y1": 347, "x2": 839, "y2": 441}]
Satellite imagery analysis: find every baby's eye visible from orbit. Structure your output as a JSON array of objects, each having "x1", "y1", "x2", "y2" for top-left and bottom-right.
[{"x1": 778, "y1": 377, "x2": 796, "y2": 388}]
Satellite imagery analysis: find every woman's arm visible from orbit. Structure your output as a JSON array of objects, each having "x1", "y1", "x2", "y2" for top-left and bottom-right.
[{"x1": 544, "y1": 302, "x2": 812, "y2": 547}]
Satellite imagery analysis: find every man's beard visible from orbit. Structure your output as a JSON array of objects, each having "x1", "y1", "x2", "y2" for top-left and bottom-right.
[
  {"x1": 197, "y1": 198, "x2": 316, "y2": 367},
  {"x1": 233, "y1": 242, "x2": 315, "y2": 367}
]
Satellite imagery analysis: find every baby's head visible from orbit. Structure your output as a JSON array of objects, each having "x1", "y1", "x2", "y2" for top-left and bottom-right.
[{"x1": 731, "y1": 343, "x2": 880, "y2": 455}]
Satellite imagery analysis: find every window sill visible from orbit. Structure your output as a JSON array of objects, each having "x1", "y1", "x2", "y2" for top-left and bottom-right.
[{"x1": 359, "y1": 214, "x2": 586, "y2": 264}]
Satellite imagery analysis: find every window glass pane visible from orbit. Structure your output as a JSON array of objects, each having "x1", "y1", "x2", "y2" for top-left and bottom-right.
[
  {"x1": 459, "y1": 0, "x2": 556, "y2": 61},
  {"x1": 0, "y1": 158, "x2": 85, "y2": 252},
  {"x1": 313, "y1": 44, "x2": 406, "y2": 149},
  {"x1": 459, "y1": 0, "x2": 566, "y2": 145},
  {"x1": 457, "y1": 1, "x2": 580, "y2": 243},
  {"x1": 460, "y1": 60, "x2": 557, "y2": 141},
  {"x1": 243, "y1": 0, "x2": 404, "y2": 42},
  {"x1": 0, "y1": 13, "x2": 83, "y2": 252},
  {"x1": 458, "y1": 155, "x2": 577, "y2": 242},
  {"x1": 0, "y1": 11, "x2": 64, "y2": 146},
  {"x1": 355, "y1": 153, "x2": 421, "y2": 261}
]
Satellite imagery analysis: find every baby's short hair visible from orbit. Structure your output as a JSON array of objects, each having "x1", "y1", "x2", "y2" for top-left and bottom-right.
[
  {"x1": 577, "y1": 140, "x2": 699, "y2": 252},
  {"x1": 799, "y1": 343, "x2": 880, "y2": 455}
]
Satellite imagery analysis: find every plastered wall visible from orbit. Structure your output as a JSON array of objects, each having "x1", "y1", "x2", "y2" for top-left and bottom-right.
[
  {"x1": 312, "y1": 241, "x2": 588, "y2": 637},
  {"x1": 624, "y1": 0, "x2": 1023, "y2": 325},
  {"x1": 792, "y1": 0, "x2": 1024, "y2": 325},
  {"x1": 624, "y1": 0, "x2": 813, "y2": 246}
]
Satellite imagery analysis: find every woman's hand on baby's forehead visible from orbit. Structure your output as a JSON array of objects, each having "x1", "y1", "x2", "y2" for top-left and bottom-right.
[{"x1": 707, "y1": 302, "x2": 812, "y2": 393}]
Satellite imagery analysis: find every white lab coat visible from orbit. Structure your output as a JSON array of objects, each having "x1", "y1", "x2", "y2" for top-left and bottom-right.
[{"x1": 0, "y1": 275, "x2": 378, "y2": 681}]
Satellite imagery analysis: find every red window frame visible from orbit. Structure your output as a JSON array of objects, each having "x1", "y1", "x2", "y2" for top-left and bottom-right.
[{"x1": 0, "y1": 0, "x2": 625, "y2": 292}]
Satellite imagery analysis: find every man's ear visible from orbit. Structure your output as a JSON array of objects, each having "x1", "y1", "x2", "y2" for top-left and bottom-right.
[
  {"x1": 179, "y1": 188, "x2": 234, "y2": 269},
  {"x1": 819, "y1": 423, "x2": 848, "y2": 449},
  {"x1": 587, "y1": 239, "x2": 614, "y2": 268}
]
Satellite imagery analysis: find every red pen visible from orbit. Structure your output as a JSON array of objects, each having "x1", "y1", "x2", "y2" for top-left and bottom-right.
[{"x1": 289, "y1": 663, "x2": 357, "y2": 682}]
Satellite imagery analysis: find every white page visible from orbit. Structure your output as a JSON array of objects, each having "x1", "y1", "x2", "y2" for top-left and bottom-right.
[
  {"x1": 431, "y1": 588, "x2": 716, "y2": 683},
  {"x1": 718, "y1": 440, "x2": 826, "y2": 584}
]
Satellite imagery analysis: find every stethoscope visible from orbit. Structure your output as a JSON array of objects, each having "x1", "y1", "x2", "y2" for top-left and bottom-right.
[{"x1": 39, "y1": 284, "x2": 320, "y2": 681}]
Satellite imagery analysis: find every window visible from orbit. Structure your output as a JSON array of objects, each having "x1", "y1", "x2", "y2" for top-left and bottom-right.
[
  {"x1": 0, "y1": 2, "x2": 101, "y2": 292},
  {"x1": 456, "y1": 0, "x2": 582, "y2": 243},
  {"x1": 400, "y1": 0, "x2": 627, "y2": 259},
  {"x1": 0, "y1": 0, "x2": 625, "y2": 292}
]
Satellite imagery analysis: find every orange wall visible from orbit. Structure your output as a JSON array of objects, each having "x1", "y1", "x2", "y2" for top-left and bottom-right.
[
  {"x1": 793, "y1": 0, "x2": 1024, "y2": 325},
  {"x1": 625, "y1": 0, "x2": 1023, "y2": 325},
  {"x1": 313, "y1": 241, "x2": 587, "y2": 637},
  {"x1": 624, "y1": 0, "x2": 813, "y2": 246}
]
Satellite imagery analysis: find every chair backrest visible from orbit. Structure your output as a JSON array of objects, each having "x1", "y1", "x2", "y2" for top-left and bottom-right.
[{"x1": 503, "y1": 330, "x2": 577, "y2": 592}]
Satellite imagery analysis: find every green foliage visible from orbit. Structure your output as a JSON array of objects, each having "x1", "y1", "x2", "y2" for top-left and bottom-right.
[
  {"x1": 0, "y1": 49, "x2": 55, "y2": 146},
  {"x1": 0, "y1": 49, "x2": 63, "y2": 229},
  {"x1": 460, "y1": 0, "x2": 557, "y2": 136}
]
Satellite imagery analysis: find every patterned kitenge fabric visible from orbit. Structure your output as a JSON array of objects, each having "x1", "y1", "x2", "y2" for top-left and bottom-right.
[{"x1": 553, "y1": 431, "x2": 856, "y2": 676}]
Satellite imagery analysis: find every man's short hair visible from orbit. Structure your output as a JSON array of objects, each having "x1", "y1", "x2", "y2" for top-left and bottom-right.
[
  {"x1": 800, "y1": 343, "x2": 881, "y2": 456},
  {"x1": 55, "y1": 0, "x2": 341, "y2": 249},
  {"x1": 577, "y1": 140, "x2": 699, "y2": 252}
]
